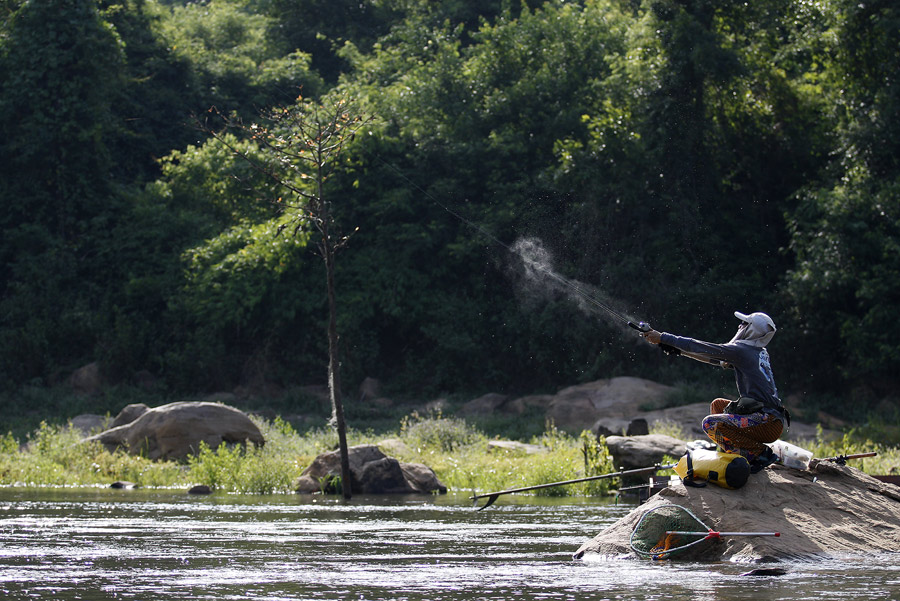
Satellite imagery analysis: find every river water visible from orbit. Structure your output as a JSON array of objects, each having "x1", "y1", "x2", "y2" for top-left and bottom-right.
[{"x1": 0, "y1": 487, "x2": 898, "y2": 600}]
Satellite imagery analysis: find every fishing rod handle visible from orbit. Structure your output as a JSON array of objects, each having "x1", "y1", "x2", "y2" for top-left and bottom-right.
[
  {"x1": 628, "y1": 321, "x2": 651, "y2": 333},
  {"x1": 824, "y1": 452, "x2": 877, "y2": 461}
]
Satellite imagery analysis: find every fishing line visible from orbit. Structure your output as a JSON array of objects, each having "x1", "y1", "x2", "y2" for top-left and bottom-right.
[{"x1": 375, "y1": 156, "x2": 637, "y2": 327}]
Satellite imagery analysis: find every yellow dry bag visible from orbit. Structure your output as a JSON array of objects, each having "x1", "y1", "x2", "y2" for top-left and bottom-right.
[{"x1": 673, "y1": 449, "x2": 750, "y2": 490}]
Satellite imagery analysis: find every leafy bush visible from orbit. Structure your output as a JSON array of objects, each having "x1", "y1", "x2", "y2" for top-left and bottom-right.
[
  {"x1": 803, "y1": 428, "x2": 900, "y2": 476},
  {"x1": 422, "y1": 423, "x2": 616, "y2": 498},
  {"x1": 185, "y1": 421, "x2": 307, "y2": 494},
  {"x1": 399, "y1": 410, "x2": 485, "y2": 453},
  {"x1": 0, "y1": 422, "x2": 182, "y2": 487},
  {"x1": 649, "y1": 419, "x2": 689, "y2": 441}
]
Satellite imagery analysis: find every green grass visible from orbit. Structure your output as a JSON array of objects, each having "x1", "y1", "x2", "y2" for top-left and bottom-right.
[
  {"x1": 1, "y1": 384, "x2": 897, "y2": 495},
  {"x1": 792, "y1": 426, "x2": 900, "y2": 476},
  {"x1": 389, "y1": 412, "x2": 615, "y2": 496},
  {"x1": 0, "y1": 412, "x2": 618, "y2": 497}
]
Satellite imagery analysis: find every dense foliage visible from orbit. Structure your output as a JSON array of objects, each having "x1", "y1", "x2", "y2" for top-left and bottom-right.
[{"x1": 1, "y1": 0, "x2": 898, "y2": 421}]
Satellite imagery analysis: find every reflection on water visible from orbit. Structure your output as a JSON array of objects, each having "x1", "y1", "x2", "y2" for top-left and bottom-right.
[{"x1": 0, "y1": 488, "x2": 897, "y2": 600}]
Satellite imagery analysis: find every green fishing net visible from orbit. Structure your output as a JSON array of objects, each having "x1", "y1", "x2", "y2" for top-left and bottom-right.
[{"x1": 629, "y1": 504, "x2": 709, "y2": 559}]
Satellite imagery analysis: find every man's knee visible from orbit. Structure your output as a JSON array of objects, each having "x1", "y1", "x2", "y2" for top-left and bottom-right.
[
  {"x1": 710, "y1": 398, "x2": 730, "y2": 414},
  {"x1": 717, "y1": 423, "x2": 767, "y2": 455},
  {"x1": 745, "y1": 419, "x2": 783, "y2": 444}
]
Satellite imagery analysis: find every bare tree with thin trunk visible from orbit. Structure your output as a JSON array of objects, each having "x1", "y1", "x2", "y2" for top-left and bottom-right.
[{"x1": 198, "y1": 95, "x2": 373, "y2": 499}]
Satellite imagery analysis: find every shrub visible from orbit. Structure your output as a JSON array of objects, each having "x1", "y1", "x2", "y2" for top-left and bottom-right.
[
  {"x1": 649, "y1": 418, "x2": 689, "y2": 441},
  {"x1": 399, "y1": 410, "x2": 485, "y2": 453}
]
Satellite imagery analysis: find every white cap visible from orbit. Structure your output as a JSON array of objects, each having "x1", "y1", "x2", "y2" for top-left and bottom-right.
[{"x1": 731, "y1": 311, "x2": 776, "y2": 347}]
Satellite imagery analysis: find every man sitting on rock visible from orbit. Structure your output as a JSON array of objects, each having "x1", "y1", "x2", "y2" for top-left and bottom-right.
[{"x1": 640, "y1": 311, "x2": 787, "y2": 473}]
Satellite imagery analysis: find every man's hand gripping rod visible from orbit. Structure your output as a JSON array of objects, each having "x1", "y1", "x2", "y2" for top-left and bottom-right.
[{"x1": 628, "y1": 321, "x2": 732, "y2": 368}]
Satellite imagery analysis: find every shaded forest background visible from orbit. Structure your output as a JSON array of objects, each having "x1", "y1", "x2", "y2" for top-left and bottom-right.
[{"x1": 1, "y1": 0, "x2": 898, "y2": 422}]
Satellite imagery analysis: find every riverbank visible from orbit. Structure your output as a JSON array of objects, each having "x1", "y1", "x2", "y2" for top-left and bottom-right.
[
  {"x1": 0, "y1": 412, "x2": 617, "y2": 495},
  {"x1": 1, "y1": 406, "x2": 897, "y2": 495}
]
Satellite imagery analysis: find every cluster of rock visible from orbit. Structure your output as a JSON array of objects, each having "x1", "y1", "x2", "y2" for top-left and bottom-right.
[
  {"x1": 78, "y1": 401, "x2": 446, "y2": 495},
  {"x1": 294, "y1": 444, "x2": 446, "y2": 495},
  {"x1": 75, "y1": 376, "x2": 722, "y2": 496},
  {"x1": 458, "y1": 377, "x2": 677, "y2": 435}
]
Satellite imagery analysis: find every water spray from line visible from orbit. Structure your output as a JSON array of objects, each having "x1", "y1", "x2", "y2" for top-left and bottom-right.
[
  {"x1": 510, "y1": 237, "x2": 640, "y2": 328},
  {"x1": 376, "y1": 156, "x2": 643, "y2": 331}
]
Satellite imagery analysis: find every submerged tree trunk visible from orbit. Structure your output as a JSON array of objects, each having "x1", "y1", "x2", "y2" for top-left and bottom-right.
[{"x1": 324, "y1": 241, "x2": 351, "y2": 499}]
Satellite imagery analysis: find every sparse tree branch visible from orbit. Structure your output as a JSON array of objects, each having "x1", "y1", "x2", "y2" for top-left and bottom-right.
[{"x1": 194, "y1": 94, "x2": 373, "y2": 500}]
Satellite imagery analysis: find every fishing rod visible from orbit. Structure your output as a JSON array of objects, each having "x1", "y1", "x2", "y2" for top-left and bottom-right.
[
  {"x1": 471, "y1": 462, "x2": 676, "y2": 510},
  {"x1": 820, "y1": 452, "x2": 877, "y2": 465}
]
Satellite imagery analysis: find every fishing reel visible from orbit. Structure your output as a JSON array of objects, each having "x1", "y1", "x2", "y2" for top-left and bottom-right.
[
  {"x1": 628, "y1": 320, "x2": 682, "y2": 357},
  {"x1": 628, "y1": 320, "x2": 652, "y2": 333}
]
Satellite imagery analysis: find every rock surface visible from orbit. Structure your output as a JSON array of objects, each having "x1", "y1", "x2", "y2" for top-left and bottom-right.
[
  {"x1": 109, "y1": 403, "x2": 150, "y2": 428},
  {"x1": 295, "y1": 444, "x2": 446, "y2": 495},
  {"x1": 574, "y1": 460, "x2": 900, "y2": 562},
  {"x1": 487, "y1": 440, "x2": 547, "y2": 455},
  {"x1": 546, "y1": 377, "x2": 674, "y2": 431},
  {"x1": 605, "y1": 434, "x2": 687, "y2": 471},
  {"x1": 68, "y1": 362, "x2": 104, "y2": 395},
  {"x1": 84, "y1": 401, "x2": 264, "y2": 461}
]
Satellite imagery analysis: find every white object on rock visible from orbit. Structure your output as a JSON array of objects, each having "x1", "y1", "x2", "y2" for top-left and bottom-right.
[{"x1": 767, "y1": 440, "x2": 814, "y2": 470}]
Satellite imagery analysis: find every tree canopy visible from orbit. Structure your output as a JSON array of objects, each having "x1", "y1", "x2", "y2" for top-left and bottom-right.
[{"x1": 1, "y1": 0, "x2": 897, "y2": 416}]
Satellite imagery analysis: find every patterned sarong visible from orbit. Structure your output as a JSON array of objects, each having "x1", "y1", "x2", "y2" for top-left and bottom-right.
[{"x1": 701, "y1": 398, "x2": 783, "y2": 460}]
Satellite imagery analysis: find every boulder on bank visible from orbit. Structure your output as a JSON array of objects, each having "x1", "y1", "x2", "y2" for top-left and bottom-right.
[
  {"x1": 605, "y1": 434, "x2": 687, "y2": 471},
  {"x1": 574, "y1": 460, "x2": 900, "y2": 562},
  {"x1": 295, "y1": 444, "x2": 447, "y2": 495},
  {"x1": 546, "y1": 377, "x2": 674, "y2": 432},
  {"x1": 84, "y1": 401, "x2": 264, "y2": 461},
  {"x1": 457, "y1": 377, "x2": 675, "y2": 429},
  {"x1": 110, "y1": 403, "x2": 150, "y2": 428},
  {"x1": 68, "y1": 362, "x2": 104, "y2": 395},
  {"x1": 459, "y1": 392, "x2": 552, "y2": 417}
]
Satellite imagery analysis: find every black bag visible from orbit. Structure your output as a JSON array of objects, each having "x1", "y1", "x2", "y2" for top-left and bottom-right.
[{"x1": 723, "y1": 396, "x2": 764, "y2": 415}]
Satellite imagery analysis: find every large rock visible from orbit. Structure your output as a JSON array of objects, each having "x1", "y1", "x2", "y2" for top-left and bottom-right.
[
  {"x1": 85, "y1": 401, "x2": 264, "y2": 461},
  {"x1": 68, "y1": 362, "x2": 104, "y2": 395},
  {"x1": 458, "y1": 393, "x2": 552, "y2": 417},
  {"x1": 574, "y1": 460, "x2": 900, "y2": 562},
  {"x1": 546, "y1": 377, "x2": 674, "y2": 432},
  {"x1": 109, "y1": 403, "x2": 150, "y2": 428},
  {"x1": 295, "y1": 444, "x2": 446, "y2": 495},
  {"x1": 459, "y1": 393, "x2": 510, "y2": 416},
  {"x1": 605, "y1": 434, "x2": 688, "y2": 471}
]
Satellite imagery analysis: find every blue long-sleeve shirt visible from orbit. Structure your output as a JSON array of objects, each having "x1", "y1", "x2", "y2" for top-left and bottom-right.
[{"x1": 660, "y1": 333, "x2": 783, "y2": 415}]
